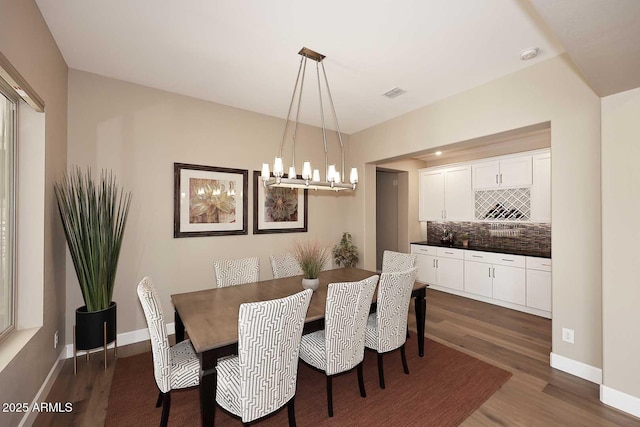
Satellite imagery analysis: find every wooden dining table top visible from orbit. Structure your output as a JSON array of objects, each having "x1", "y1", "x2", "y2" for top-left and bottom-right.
[{"x1": 171, "y1": 267, "x2": 426, "y2": 354}]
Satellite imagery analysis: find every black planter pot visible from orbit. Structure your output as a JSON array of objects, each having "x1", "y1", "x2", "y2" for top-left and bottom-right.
[{"x1": 75, "y1": 301, "x2": 117, "y2": 351}]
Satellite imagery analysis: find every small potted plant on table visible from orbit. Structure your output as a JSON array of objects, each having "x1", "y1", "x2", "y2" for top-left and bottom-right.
[{"x1": 293, "y1": 239, "x2": 329, "y2": 291}]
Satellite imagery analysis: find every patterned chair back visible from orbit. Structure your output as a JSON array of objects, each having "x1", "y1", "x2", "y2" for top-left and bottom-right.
[
  {"x1": 136, "y1": 277, "x2": 171, "y2": 393},
  {"x1": 325, "y1": 275, "x2": 379, "y2": 375},
  {"x1": 214, "y1": 257, "x2": 260, "y2": 287},
  {"x1": 375, "y1": 268, "x2": 418, "y2": 353},
  {"x1": 238, "y1": 288, "x2": 312, "y2": 422},
  {"x1": 382, "y1": 250, "x2": 417, "y2": 273},
  {"x1": 269, "y1": 253, "x2": 303, "y2": 279}
]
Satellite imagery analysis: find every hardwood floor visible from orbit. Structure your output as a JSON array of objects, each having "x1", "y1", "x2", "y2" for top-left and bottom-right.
[{"x1": 35, "y1": 289, "x2": 640, "y2": 426}]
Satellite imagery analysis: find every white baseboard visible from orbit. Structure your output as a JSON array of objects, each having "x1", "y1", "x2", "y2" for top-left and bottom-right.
[
  {"x1": 62, "y1": 322, "x2": 175, "y2": 359},
  {"x1": 600, "y1": 385, "x2": 640, "y2": 419},
  {"x1": 550, "y1": 352, "x2": 602, "y2": 384},
  {"x1": 18, "y1": 350, "x2": 66, "y2": 427}
]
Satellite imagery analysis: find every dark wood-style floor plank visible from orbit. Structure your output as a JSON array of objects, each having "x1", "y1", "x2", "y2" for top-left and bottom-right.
[{"x1": 35, "y1": 288, "x2": 640, "y2": 426}]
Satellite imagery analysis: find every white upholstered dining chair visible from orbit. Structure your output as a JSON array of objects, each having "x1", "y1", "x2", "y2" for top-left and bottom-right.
[
  {"x1": 215, "y1": 289, "x2": 313, "y2": 426},
  {"x1": 365, "y1": 267, "x2": 418, "y2": 389},
  {"x1": 214, "y1": 256, "x2": 260, "y2": 287},
  {"x1": 298, "y1": 275, "x2": 379, "y2": 417},
  {"x1": 269, "y1": 252, "x2": 303, "y2": 279},
  {"x1": 381, "y1": 250, "x2": 417, "y2": 273},
  {"x1": 136, "y1": 276, "x2": 200, "y2": 427}
]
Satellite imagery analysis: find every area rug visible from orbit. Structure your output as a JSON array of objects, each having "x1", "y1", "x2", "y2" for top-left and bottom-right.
[{"x1": 106, "y1": 335, "x2": 511, "y2": 426}]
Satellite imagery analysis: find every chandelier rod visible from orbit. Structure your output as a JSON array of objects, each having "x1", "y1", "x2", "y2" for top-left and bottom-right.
[
  {"x1": 321, "y1": 61, "x2": 345, "y2": 181},
  {"x1": 316, "y1": 60, "x2": 329, "y2": 181},
  {"x1": 290, "y1": 56, "x2": 307, "y2": 172},
  {"x1": 279, "y1": 55, "x2": 305, "y2": 159}
]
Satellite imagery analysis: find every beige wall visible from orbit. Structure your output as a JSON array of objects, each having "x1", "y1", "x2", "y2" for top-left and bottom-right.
[
  {"x1": 601, "y1": 87, "x2": 640, "y2": 400},
  {"x1": 66, "y1": 69, "x2": 352, "y2": 340},
  {"x1": 377, "y1": 158, "x2": 427, "y2": 250},
  {"x1": 0, "y1": 1, "x2": 68, "y2": 425},
  {"x1": 347, "y1": 55, "x2": 602, "y2": 368}
]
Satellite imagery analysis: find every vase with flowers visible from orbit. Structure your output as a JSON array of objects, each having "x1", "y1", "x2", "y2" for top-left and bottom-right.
[{"x1": 293, "y1": 239, "x2": 329, "y2": 291}]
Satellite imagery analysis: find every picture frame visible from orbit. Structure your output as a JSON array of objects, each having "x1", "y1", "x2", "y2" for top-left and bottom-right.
[
  {"x1": 173, "y1": 163, "x2": 248, "y2": 238},
  {"x1": 253, "y1": 170, "x2": 308, "y2": 234}
]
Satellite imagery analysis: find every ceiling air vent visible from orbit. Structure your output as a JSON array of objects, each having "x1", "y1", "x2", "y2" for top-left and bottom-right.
[{"x1": 382, "y1": 87, "x2": 406, "y2": 99}]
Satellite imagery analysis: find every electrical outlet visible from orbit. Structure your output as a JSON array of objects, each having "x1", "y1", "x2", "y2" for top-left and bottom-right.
[
  {"x1": 562, "y1": 328, "x2": 574, "y2": 344},
  {"x1": 54, "y1": 330, "x2": 59, "y2": 349}
]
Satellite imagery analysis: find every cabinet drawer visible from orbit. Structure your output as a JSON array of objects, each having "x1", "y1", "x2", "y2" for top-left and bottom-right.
[
  {"x1": 411, "y1": 244, "x2": 436, "y2": 256},
  {"x1": 492, "y1": 254, "x2": 525, "y2": 268},
  {"x1": 526, "y1": 256, "x2": 552, "y2": 271},
  {"x1": 436, "y1": 247, "x2": 464, "y2": 260},
  {"x1": 464, "y1": 250, "x2": 495, "y2": 263}
]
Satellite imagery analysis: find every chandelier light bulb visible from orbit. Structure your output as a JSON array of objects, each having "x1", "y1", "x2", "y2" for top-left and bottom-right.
[
  {"x1": 273, "y1": 157, "x2": 284, "y2": 177},
  {"x1": 334, "y1": 171, "x2": 341, "y2": 183},
  {"x1": 327, "y1": 165, "x2": 337, "y2": 182},
  {"x1": 312, "y1": 169, "x2": 321, "y2": 182},
  {"x1": 288, "y1": 166, "x2": 297, "y2": 179},
  {"x1": 350, "y1": 168, "x2": 358, "y2": 184},
  {"x1": 261, "y1": 163, "x2": 270, "y2": 180},
  {"x1": 302, "y1": 162, "x2": 312, "y2": 180}
]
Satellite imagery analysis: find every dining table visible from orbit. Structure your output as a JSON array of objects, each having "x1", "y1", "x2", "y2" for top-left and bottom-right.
[{"x1": 171, "y1": 267, "x2": 427, "y2": 426}]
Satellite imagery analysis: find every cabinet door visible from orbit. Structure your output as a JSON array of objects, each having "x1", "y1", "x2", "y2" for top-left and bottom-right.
[
  {"x1": 472, "y1": 161, "x2": 500, "y2": 189},
  {"x1": 444, "y1": 166, "x2": 472, "y2": 220},
  {"x1": 419, "y1": 170, "x2": 444, "y2": 221},
  {"x1": 415, "y1": 254, "x2": 437, "y2": 285},
  {"x1": 464, "y1": 260, "x2": 493, "y2": 298},
  {"x1": 526, "y1": 269, "x2": 551, "y2": 311},
  {"x1": 492, "y1": 265, "x2": 526, "y2": 305},
  {"x1": 499, "y1": 156, "x2": 532, "y2": 187},
  {"x1": 531, "y1": 152, "x2": 551, "y2": 222},
  {"x1": 436, "y1": 257, "x2": 464, "y2": 291}
]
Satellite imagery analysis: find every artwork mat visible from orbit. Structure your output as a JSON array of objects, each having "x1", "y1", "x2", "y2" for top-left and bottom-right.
[
  {"x1": 174, "y1": 163, "x2": 248, "y2": 237},
  {"x1": 253, "y1": 171, "x2": 308, "y2": 234}
]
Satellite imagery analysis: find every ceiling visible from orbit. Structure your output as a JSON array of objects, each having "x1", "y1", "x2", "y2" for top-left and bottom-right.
[{"x1": 34, "y1": 1, "x2": 638, "y2": 135}]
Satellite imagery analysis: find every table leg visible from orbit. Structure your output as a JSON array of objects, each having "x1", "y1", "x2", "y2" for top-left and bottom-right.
[
  {"x1": 414, "y1": 288, "x2": 426, "y2": 357},
  {"x1": 175, "y1": 310, "x2": 185, "y2": 342},
  {"x1": 200, "y1": 351, "x2": 219, "y2": 426}
]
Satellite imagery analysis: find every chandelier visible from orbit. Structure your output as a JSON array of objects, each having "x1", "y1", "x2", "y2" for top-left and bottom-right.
[{"x1": 261, "y1": 47, "x2": 358, "y2": 191}]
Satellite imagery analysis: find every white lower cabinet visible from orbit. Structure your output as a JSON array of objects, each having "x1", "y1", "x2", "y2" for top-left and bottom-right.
[
  {"x1": 464, "y1": 260, "x2": 493, "y2": 297},
  {"x1": 412, "y1": 244, "x2": 551, "y2": 318},
  {"x1": 492, "y1": 264, "x2": 526, "y2": 306},
  {"x1": 411, "y1": 245, "x2": 463, "y2": 291},
  {"x1": 464, "y1": 251, "x2": 526, "y2": 305},
  {"x1": 526, "y1": 257, "x2": 552, "y2": 312}
]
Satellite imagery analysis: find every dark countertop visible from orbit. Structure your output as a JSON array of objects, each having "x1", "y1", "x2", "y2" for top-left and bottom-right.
[{"x1": 411, "y1": 241, "x2": 551, "y2": 259}]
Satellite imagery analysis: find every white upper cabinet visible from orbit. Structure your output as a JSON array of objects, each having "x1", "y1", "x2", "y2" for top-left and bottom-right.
[
  {"x1": 530, "y1": 152, "x2": 551, "y2": 223},
  {"x1": 419, "y1": 169, "x2": 445, "y2": 221},
  {"x1": 473, "y1": 156, "x2": 532, "y2": 189},
  {"x1": 419, "y1": 165, "x2": 472, "y2": 221}
]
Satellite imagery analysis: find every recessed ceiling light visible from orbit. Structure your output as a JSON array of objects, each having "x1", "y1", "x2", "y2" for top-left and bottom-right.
[
  {"x1": 520, "y1": 47, "x2": 540, "y2": 61},
  {"x1": 435, "y1": 151, "x2": 442, "y2": 156}
]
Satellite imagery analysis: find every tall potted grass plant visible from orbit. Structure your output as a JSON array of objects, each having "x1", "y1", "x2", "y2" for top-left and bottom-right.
[{"x1": 55, "y1": 167, "x2": 131, "y2": 356}]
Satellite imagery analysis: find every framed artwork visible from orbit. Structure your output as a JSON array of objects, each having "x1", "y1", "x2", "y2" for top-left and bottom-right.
[
  {"x1": 173, "y1": 163, "x2": 248, "y2": 238},
  {"x1": 253, "y1": 171, "x2": 308, "y2": 234}
]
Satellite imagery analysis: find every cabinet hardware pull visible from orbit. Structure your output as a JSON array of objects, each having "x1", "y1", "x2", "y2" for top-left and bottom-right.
[
  {"x1": 492, "y1": 267, "x2": 495, "y2": 278},
  {"x1": 472, "y1": 255, "x2": 482, "y2": 258},
  {"x1": 445, "y1": 252, "x2": 453, "y2": 255},
  {"x1": 432, "y1": 259, "x2": 435, "y2": 267},
  {"x1": 500, "y1": 173, "x2": 503, "y2": 184},
  {"x1": 488, "y1": 268, "x2": 491, "y2": 277},
  {"x1": 541, "y1": 263, "x2": 551, "y2": 266},
  {"x1": 501, "y1": 259, "x2": 514, "y2": 262},
  {"x1": 495, "y1": 174, "x2": 498, "y2": 184},
  {"x1": 436, "y1": 259, "x2": 439, "y2": 268},
  {"x1": 444, "y1": 209, "x2": 447, "y2": 218}
]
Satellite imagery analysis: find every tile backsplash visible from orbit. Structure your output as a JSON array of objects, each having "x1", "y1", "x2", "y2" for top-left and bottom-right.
[{"x1": 426, "y1": 221, "x2": 551, "y2": 257}]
